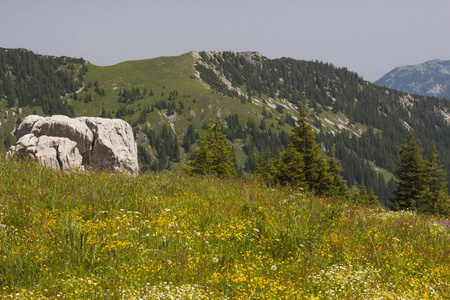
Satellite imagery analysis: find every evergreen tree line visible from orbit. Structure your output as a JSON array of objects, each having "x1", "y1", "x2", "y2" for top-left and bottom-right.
[
  {"x1": 187, "y1": 110, "x2": 449, "y2": 215},
  {"x1": 393, "y1": 132, "x2": 450, "y2": 215},
  {"x1": 195, "y1": 51, "x2": 450, "y2": 202},
  {"x1": 194, "y1": 63, "x2": 248, "y2": 103},
  {"x1": 114, "y1": 106, "x2": 136, "y2": 119},
  {"x1": 136, "y1": 113, "x2": 291, "y2": 178},
  {"x1": 71, "y1": 79, "x2": 105, "y2": 102},
  {"x1": 221, "y1": 113, "x2": 289, "y2": 171},
  {"x1": 138, "y1": 123, "x2": 199, "y2": 173},
  {"x1": 181, "y1": 124, "x2": 199, "y2": 153},
  {"x1": 189, "y1": 110, "x2": 347, "y2": 198},
  {"x1": 189, "y1": 119, "x2": 236, "y2": 178},
  {"x1": 141, "y1": 124, "x2": 180, "y2": 171},
  {"x1": 0, "y1": 48, "x2": 85, "y2": 116},
  {"x1": 318, "y1": 129, "x2": 397, "y2": 203},
  {"x1": 151, "y1": 99, "x2": 184, "y2": 116},
  {"x1": 93, "y1": 79, "x2": 106, "y2": 97},
  {"x1": 254, "y1": 109, "x2": 347, "y2": 196},
  {"x1": 117, "y1": 86, "x2": 184, "y2": 116},
  {"x1": 118, "y1": 86, "x2": 144, "y2": 104}
]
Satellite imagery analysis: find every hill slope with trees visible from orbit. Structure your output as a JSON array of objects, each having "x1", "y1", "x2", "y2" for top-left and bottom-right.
[
  {"x1": 192, "y1": 51, "x2": 450, "y2": 203},
  {"x1": 3, "y1": 48, "x2": 450, "y2": 203}
]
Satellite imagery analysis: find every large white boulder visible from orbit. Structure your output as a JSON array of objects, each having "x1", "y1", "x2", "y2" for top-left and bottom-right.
[
  {"x1": 33, "y1": 115, "x2": 93, "y2": 155},
  {"x1": 11, "y1": 115, "x2": 139, "y2": 175},
  {"x1": 80, "y1": 117, "x2": 138, "y2": 174}
]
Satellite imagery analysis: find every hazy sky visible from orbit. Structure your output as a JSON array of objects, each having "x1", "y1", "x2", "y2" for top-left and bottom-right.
[{"x1": 2, "y1": 0, "x2": 449, "y2": 82}]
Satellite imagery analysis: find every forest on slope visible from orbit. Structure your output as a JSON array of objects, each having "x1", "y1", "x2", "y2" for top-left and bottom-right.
[
  {"x1": 0, "y1": 47, "x2": 86, "y2": 115},
  {"x1": 194, "y1": 51, "x2": 450, "y2": 203}
]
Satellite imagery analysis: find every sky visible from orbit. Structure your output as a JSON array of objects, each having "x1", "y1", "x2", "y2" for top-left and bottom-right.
[{"x1": 2, "y1": 0, "x2": 450, "y2": 82}]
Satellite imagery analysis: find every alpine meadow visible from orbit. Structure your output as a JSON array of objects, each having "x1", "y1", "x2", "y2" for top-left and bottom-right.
[{"x1": 1, "y1": 47, "x2": 450, "y2": 298}]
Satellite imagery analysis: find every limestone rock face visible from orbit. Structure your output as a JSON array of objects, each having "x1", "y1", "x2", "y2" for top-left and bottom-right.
[
  {"x1": 11, "y1": 115, "x2": 139, "y2": 175},
  {"x1": 13, "y1": 133, "x2": 39, "y2": 158},
  {"x1": 15, "y1": 115, "x2": 42, "y2": 139},
  {"x1": 34, "y1": 115, "x2": 93, "y2": 156},
  {"x1": 80, "y1": 117, "x2": 138, "y2": 174}
]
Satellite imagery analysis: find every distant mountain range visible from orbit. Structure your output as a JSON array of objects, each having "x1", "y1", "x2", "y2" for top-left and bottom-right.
[{"x1": 374, "y1": 59, "x2": 450, "y2": 99}]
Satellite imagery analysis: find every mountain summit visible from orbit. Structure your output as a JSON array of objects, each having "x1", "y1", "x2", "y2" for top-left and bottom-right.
[{"x1": 374, "y1": 59, "x2": 450, "y2": 99}]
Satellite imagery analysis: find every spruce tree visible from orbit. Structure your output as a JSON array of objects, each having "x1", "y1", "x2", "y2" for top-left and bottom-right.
[
  {"x1": 190, "y1": 121, "x2": 214, "y2": 175},
  {"x1": 393, "y1": 132, "x2": 427, "y2": 211},
  {"x1": 327, "y1": 145, "x2": 348, "y2": 196},
  {"x1": 100, "y1": 105, "x2": 106, "y2": 118},
  {"x1": 350, "y1": 180, "x2": 378, "y2": 205},
  {"x1": 289, "y1": 108, "x2": 333, "y2": 194},
  {"x1": 255, "y1": 150, "x2": 277, "y2": 185},
  {"x1": 275, "y1": 145, "x2": 306, "y2": 187},
  {"x1": 266, "y1": 108, "x2": 346, "y2": 196},
  {"x1": 422, "y1": 141, "x2": 449, "y2": 214},
  {"x1": 190, "y1": 120, "x2": 236, "y2": 178}
]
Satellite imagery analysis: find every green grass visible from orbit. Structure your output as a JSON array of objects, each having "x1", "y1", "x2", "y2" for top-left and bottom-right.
[
  {"x1": 1, "y1": 157, "x2": 450, "y2": 299},
  {"x1": 69, "y1": 53, "x2": 205, "y2": 119},
  {"x1": 66, "y1": 52, "x2": 293, "y2": 139}
]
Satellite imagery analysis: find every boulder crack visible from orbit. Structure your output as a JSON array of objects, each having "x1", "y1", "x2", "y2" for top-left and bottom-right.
[{"x1": 55, "y1": 145, "x2": 63, "y2": 170}]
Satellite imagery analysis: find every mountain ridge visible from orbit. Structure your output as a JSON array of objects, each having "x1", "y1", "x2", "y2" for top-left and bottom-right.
[
  {"x1": 3, "y1": 48, "x2": 450, "y2": 202},
  {"x1": 374, "y1": 59, "x2": 450, "y2": 99}
]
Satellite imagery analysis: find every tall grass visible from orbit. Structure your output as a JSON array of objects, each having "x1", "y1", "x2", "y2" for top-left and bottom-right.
[{"x1": 0, "y1": 156, "x2": 449, "y2": 299}]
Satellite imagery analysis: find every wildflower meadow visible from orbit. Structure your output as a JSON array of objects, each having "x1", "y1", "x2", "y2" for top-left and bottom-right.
[{"x1": 0, "y1": 156, "x2": 449, "y2": 299}]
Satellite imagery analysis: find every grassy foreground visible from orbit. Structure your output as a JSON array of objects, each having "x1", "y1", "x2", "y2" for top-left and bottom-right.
[{"x1": 0, "y1": 157, "x2": 449, "y2": 299}]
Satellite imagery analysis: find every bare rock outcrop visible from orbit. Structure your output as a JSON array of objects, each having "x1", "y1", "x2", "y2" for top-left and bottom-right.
[{"x1": 11, "y1": 115, "x2": 139, "y2": 175}]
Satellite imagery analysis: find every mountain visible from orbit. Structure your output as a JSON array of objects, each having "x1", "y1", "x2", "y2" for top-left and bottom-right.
[
  {"x1": 374, "y1": 59, "x2": 450, "y2": 99},
  {"x1": 3, "y1": 48, "x2": 450, "y2": 203}
]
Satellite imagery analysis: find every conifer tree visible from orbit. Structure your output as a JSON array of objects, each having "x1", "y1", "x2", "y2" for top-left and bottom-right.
[
  {"x1": 100, "y1": 105, "x2": 106, "y2": 118},
  {"x1": 351, "y1": 181, "x2": 378, "y2": 205},
  {"x1": 255, "y1": 150, "x2": 277, "y2": 185},
  {"x1": 275, "y1": 145, "x2": 306, "y2": 187},
  {"x1": 393, "y1": 132, "x2": 427, "y2": 211},
  {"x1": 190, "y1": 120, "x2": 236, "y2": 178},
  {"x1": 422, "y1": 141, "x2": 450, "y2": 214},
  {"x1": 327, "y1": 145, "x2": 348, "y2": 196},
  {"x1": 263, "y1": 108, "x2": 347, "y2": 196},
  {"x1": 288, "y1": 108, "x2": 332, "y2": 194}
]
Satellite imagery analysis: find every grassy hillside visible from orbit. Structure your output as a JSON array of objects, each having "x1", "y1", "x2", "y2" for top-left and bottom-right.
[
  {"x1": 56, "y1": 52, "x2": 293, "y2": 174},
  {"x1": 74, "y1": 53, "x2": 202, "y2": 116},
  {"x1": 70, "y1": 52, "x2": 292, "y2": 132},
  {"x1": 1, "y1": 156, "x2": 449, "y2": 299}
]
